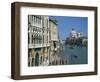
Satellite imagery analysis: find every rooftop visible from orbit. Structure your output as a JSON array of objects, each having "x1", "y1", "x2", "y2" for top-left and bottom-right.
[{"x1": 49, "y1": 18, "x2": 58, "y2": 25}]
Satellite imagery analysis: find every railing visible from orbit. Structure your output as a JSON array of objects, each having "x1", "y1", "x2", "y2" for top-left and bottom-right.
[{"x1": 28, "y1": 44, "x2": 50, "y2": 48}]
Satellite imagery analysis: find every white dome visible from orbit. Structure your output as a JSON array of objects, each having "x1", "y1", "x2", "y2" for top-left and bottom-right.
[{"x1": 70, "y1": 30, "x2": 77, "y2": 38}]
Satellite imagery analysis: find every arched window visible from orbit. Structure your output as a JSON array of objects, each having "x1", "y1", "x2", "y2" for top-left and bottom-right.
[
  {"x1": 32, "y1": 35, "x2": 33, "y2": 44},
  {"x1": 28, "y1": 33, "x2": 30, "y2": 44},
  {"x1": 40, "y1": 56, "x2": 42, "y2": 65},
  {"x1": 35, "y1": 53, "x2": 39, "y2": 66},
  {"x1": 32, "y1": 58, "x2": 34, "y2": 66}
]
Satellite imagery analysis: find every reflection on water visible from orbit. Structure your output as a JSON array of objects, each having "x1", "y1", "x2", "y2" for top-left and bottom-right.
[{"x1": 58, "y1": 45, "x2": 88, "y2": 65}]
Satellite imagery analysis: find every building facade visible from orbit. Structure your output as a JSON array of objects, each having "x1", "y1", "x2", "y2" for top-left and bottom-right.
[
  {"x1": 69, "y1": 28, "x2": 77, "y2": 40},
  {"x1": 28, "y1": 15, "x2": 50, "y2": 66},
  {"x1": 77, "y1": 32, "x2": 83, "y2": 38},
  {"x1": 28, "y1": 15, "x2": 60, "y2": 66},
  {"x1": 49, "y1": 19, "x2": 60, "y2": 64}
]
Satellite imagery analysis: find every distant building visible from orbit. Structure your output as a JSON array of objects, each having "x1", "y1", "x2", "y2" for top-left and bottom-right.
[
  {"x1": 82, "y1": 37, "x2": 88, "y2": 45},
  {"x1": 77, "y1": 32, "x2": 83, "y2": 38},
  {"x1": 69, "y1": 28, "x2": 77, "y2": 40},
  {"x1": 66, "y1": 28, "x2": 88, "y2": 46}
]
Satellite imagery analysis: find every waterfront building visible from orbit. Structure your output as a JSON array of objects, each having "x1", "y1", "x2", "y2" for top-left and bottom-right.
[
  {"x1": 77, "y1": 32, "x2": 83, "y2": 38},
  {"x1": 82, "y1": 37, "x2": 88, "y2": 45},
  {"x1": 49, "y1": 19, "x2": 59, "y2": 64},
  {"x1": 28, "y1": 15, "x2": 50, "y2": 66},
  {"x1": 69, "y1": 28, "x2": 77, "y2": 40},
  {"x1": 42, "y1": 16, "x2": 50, "y2": 66},
  {"x1": 68, "y1": 28, "x2": 78, "y2": 44},
  {"x1": 49, "y1": 19, "x2": 59, "y2": 51}
]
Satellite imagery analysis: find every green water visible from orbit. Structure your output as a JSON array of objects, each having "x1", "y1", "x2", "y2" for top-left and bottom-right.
[{"x1": 59, "y1": 45, "x2": 88, "y2": 65}]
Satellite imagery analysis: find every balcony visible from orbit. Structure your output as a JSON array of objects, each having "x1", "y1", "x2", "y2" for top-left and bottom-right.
[
  {"x1": 29, "y1": 44, "x2": 42, "y2": 48},
  {"x1": 28, "y1": 43, "x2": 50, "y2": 48}
]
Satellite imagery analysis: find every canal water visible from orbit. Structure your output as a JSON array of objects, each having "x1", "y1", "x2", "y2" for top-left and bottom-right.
[{"x1": 58, "y1": 45, "x2": 88, "y2": 65}]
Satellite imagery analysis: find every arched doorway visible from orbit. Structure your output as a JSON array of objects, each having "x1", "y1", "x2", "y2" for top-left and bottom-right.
[{"x1": 35, "y1": 52, "x2": 39, "y2": 66}]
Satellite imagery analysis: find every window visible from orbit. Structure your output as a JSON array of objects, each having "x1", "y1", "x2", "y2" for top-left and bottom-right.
[
  {"x1": 28, "y1": 33, "x2": 30, "y2": 44},
  {"x1": 40, "y1": 56, "x2": 42, "y2": 65},
  {"x1": 43, "y1": 36, "x2": 44, "y2": 43},
  {"x1": 32, "y1": 16, "x2": 35, "y2": 25},
  {"x1": 32, "y1": 35, "x2": 34, "y2": 44},
  {"x1": 32, "y1": 27, "x2": 34, "y2": 32},
  {"x1": 36, "y1": 16, "x2": 37, "y2": 24},
  {"x1": 34, "y1": 16, "x2": 36, "y2": 25},
  {"x1": 47, "y1": 36, "x2": 48, "y2": 43},
  {"x1": 32, "y1": 58, "x2": 34, "y2": 66}
]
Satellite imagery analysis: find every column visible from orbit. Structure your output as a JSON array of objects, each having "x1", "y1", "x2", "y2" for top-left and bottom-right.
[
  {"x1": 39, "y1": 55, "x2": 40, "y2": 66},
  {"x1": 29, "y1": 51, "x2": 32, "y2": 66},
  {"x1": 33, "y1": 56, "x2": 35, "y2": 66}
]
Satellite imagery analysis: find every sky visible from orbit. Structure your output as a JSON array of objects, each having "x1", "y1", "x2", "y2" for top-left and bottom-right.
[{"x1": 49, "y1": 16, "x2": 88, "y2": 40}]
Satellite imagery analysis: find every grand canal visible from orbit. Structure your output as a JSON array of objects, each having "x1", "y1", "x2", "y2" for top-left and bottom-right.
[{"x1": 57, "y1": 44, "x2": 88, "y2": 65}]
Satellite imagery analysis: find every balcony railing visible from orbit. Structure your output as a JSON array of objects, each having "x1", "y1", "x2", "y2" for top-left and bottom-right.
[{"x1": 28, "y1": 43, "x2": 50, "y2": 48}]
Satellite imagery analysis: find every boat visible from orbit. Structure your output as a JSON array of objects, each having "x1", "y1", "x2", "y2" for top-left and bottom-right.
[{"x1": 69, "y1": 46, "x2": 74, "y2": 49}]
